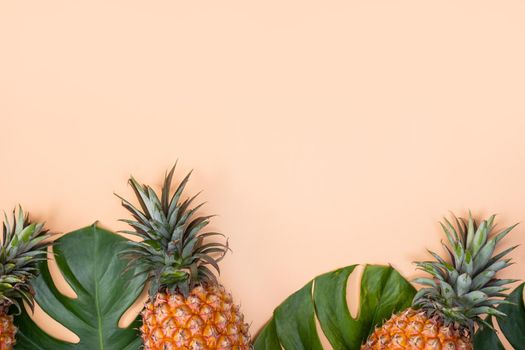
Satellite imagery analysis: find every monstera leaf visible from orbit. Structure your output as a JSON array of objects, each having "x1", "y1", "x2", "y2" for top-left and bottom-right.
[
  {"x1": 254, "y1": 265, "x2": 416, "y2": 350},
  {"x1": 14, "y1": 224, "x2": 147, "y2": 350},
  {"x1": 473, "y1": 283, "x2": 525, "y2": 350},
  {"x1": 498, "y1": 283, "x2": 525, "y2": 349},
  {"x1": 472, "y1": 318, "x2": 505, "y2": 350}
]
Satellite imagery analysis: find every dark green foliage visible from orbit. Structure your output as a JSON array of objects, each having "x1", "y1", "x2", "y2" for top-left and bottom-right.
[
  {"x1": 254, "y1": 265, "x2": 416, "y2": 350},
  {"x1": 473, "y1": 317, "x2": 505, "y2": 349},
  {"x1": 472, "y1": 283, "x2": 525, "y2": 349}
]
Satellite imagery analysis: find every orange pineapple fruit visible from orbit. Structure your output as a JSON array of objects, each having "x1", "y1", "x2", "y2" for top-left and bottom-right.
[
  {"x1": 0, "y1": 313, "x2": 16, "y2": 350},
  {"x1": 0, "y1": 207, "x2": 51, "y2": 350},
  {"x1": 117, "y1": 165, "x2": 251, "y2": 350},
  {"x1": 363, "y1": 308, "x2": 471, "y2": 349},
  {"x1": 141, "y1": 285, "x2": 250, "y2": 349},
  {"x1": 362, "y1": 213, "x2": 517, "y2": 349}
]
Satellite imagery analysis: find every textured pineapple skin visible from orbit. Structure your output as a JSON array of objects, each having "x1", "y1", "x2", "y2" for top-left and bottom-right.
[
  {"x1": 361, "y1": 309, "x2": 472, "y2": 350},
  {"x1": 0, "y1": 313, "x2": 16, "y2": 350},
  {"x1": 141, "y1": 285, "x2": 251, "y2": 350}
]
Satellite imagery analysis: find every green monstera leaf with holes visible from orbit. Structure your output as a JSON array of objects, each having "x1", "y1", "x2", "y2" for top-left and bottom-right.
[
  {"x1": 14, "y1": 224, "x2": 147, "y2": 350},
  {"x1": 254, "y1": 265, "x2": 416, "y2": 350}
]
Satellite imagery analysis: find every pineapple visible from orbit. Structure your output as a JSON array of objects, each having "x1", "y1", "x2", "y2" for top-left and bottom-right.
[
  {"x1": 0, "y1": 206, "x2": 51, "y2": 350},
  {"x1": 117, "y1": 165, "x2": 251, "y2": 350},
  {"x1": 362, "y1": 212, "x2": 518, "y2": 349}
]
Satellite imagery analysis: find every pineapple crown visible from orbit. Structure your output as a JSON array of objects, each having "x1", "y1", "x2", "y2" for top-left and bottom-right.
[
  {"x1": 413, "y1": 212, "x2": 518, "y2": 332},
  {"x1": 0, "y1": 206, "x2": 51, "y2": 314},
  {"x1": 116, "y1": 164, "x2": 229, "y2": 297}
]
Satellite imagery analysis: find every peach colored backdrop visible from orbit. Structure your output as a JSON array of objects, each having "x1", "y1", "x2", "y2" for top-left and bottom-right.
[{"x1": 1, "y1": 1, "x2": 524, "y2": 348}]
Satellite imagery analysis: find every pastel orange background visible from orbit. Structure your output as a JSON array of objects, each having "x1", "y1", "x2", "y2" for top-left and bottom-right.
[{"x1": 1, "y1": 1, "x2": 524, "y2": 348}]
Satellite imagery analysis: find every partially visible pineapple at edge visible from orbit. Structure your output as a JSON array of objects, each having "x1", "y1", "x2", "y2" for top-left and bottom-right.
[
  {"x1": 0, "y1": 207, "x2": 51, "y2": 350},
  {"x1": 362, "y1": 212, "x2": 518, "y2": 349},
  {"x1": 117, "y1": 164, "x2": 251, "y2": 350}
]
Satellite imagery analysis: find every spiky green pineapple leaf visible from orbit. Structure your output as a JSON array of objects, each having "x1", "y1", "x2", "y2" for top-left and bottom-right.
[
  {"x1": 14, "y1": 224, "x2": 147, "y2": 350},
  {"x1": 117, "y1": 165, "x2": 229, "y2": 298},
  {"x1": 253, "y1": 265, "x2": 416, "y2": 350},
  {"x1": 0, "y1": 206, "x2": 51, "y2": 315},
  {"x1": 413, "y1": 213, "x2": 518, "y2": 331}
]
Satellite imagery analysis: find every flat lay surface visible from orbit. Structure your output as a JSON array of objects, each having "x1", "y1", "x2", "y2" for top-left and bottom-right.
[{"x1": 1, "y1": 1, "x2": 525, "y2": 348}]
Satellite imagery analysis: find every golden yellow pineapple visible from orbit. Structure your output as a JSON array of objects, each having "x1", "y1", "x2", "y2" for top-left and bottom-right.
[
  {"x1": 363, "y1": 308, "x2": 471, "y2": 349},
  {"x1": 0, "y1": 207, "x2": 51, "y2": 350},
  {"x1": 117, "y1": 164, "x2": 251, "y2": 350},
  {"x1": 362, "y1": 213, "x2": 517, "y2": 350},
  {"x1": 141, "y1": 285, "x2": 250, "y2": 349},
  {"x1": 0, "y1": 313, "x2": 16, "y2": 350}
]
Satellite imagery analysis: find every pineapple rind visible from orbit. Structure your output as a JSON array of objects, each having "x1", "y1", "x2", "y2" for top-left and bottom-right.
[
  {"x1": 0, "y1": 313, "x2": 16, "y2": 350},
  {"x1": 361, "y1": 308, "x2": 472, "y2": 350},
  {"x1": 141, "y1": 285, "x2": 251, "y2": 350}
]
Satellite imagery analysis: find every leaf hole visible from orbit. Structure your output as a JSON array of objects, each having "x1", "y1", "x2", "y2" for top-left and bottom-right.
[
  {"x1": 118, "y1": 282, "x2": 149, "y2": 328},
  {"x1": 48, "y1": 241, "x2": 78, "y2": 299},
  {"x1": 313, "y1": 299, "x2": 334, "y2": 350},
  {"x1": 346, "y1": 264, "x2": 364, "y2": 319},
  {"x1": 24, "y1": 301, "x2": 80, "y2": 344}
]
